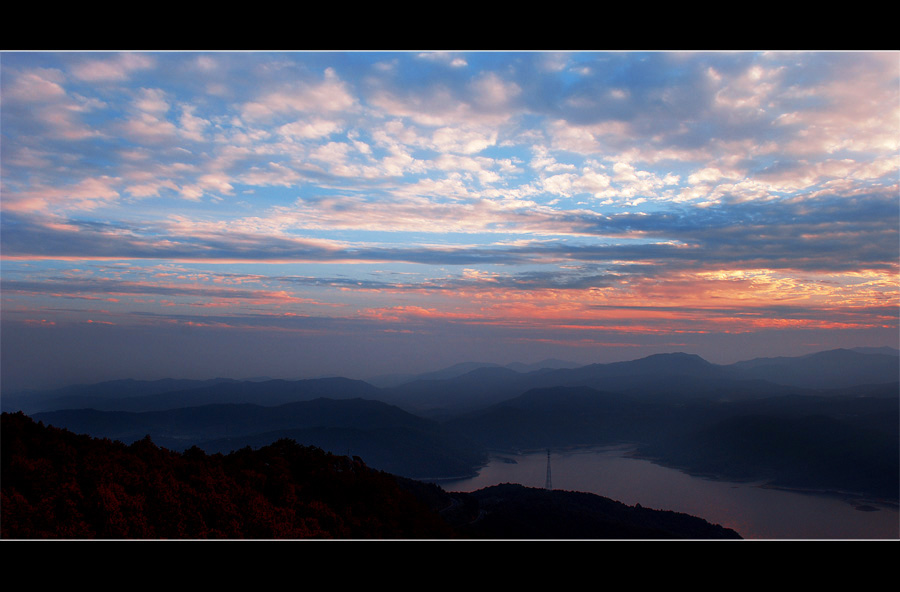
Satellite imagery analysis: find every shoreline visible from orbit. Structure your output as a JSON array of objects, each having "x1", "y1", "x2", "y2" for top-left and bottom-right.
[
  {"x1": 442, "y1": 444, "x2": 900, "y2": 512},
  {"x1": 624, "y1": 449, "x2": 900, "y2": 511}
]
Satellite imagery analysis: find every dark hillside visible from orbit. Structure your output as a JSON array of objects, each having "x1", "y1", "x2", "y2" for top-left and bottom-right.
[
  {"x1": 640, "y1": 412, "x2": 899, "y2": 499},
  {"x1": 32, "y1": 397, "x2": 433, "y2": 446},
  {"x1": 197, "y1": 424, "x2": 483, "y2": 480},
  {"x1": 1, "y1": 411, "x2": 456, "y2": 539},
  {"x1": 1, "y1": 412, "x2": 741, "y2": 539},
  {"x1": 456, "y1": 483, "x2": 741, "y2": 539}
]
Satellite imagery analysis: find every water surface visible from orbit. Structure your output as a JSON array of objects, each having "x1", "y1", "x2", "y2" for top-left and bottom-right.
[{"x1": 438, "y1": 446, "x2": 899, "y2": 539}]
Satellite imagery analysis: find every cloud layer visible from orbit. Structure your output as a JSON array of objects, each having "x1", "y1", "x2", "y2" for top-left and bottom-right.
[{"x1": 2, "y1": 51, "x2": 897, "y2": 388}]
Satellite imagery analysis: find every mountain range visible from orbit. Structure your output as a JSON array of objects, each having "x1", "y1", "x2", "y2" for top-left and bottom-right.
[{"x1": 4, "y1": 347, "x2": 897, "y2": 500}]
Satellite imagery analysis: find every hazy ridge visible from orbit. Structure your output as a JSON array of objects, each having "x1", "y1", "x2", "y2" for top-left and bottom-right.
[{"x1": 5, "y1": 348, "x2": 898, "y2": 505}]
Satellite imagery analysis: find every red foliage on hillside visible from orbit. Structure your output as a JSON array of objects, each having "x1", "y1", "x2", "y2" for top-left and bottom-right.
[{"x1": 1, "y1": 412, "x2": 455, "y2": 539}]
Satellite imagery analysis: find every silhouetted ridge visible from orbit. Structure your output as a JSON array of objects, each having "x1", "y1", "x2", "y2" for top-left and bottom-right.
[
  {"x1": 457, "y1": 483, "x2": 741, "y2": 539},
  {"x1": 412, "y1": 362, "x2": 505, "y2": 381},
  {"x1": 504, "y1": 358, "x2": 582, "y2": 372},
  {"x1": 32, "y1": 397, "x2": 433, "y2": 443},
  {"x1": 0, "y1": 377, "x2": 238, "y2": 414},
  {"x1": 613, "y1": 351, "x2": 714, "y2": 372},
  {"x1": 726, "y1": 348, "x2": 900, "y2": 389},
  {"x1": 31, "y1": 398, "x2": 486, "y2": 480},
  {"x1": 575, "y1": 352, "x2": 719, "y2": 381},
  {"x1": 3, "y1": 376, "x2": 385, "y2": 414},
  {"x1": 0, "y1": 411, "x2": 454, "y2": 539},
  {"x1": 1, "y1": 412, "x2": 742, "y2": 539}
]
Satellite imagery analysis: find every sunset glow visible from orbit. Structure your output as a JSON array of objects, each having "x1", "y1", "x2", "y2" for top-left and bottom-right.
[{"x1": 2, "y1": 51, "x2": 898, "y2": 390}]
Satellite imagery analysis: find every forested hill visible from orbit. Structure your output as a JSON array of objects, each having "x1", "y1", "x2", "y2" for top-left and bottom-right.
[
  {"x1": 1, "y1": 411, "x2": 455, "y2": 538},
  {"x1": 1, "y1": 412, "x2": 740, "y2": 539}
]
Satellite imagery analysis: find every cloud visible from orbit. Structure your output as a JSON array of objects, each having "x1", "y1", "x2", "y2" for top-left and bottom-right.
[
  {"x1": 416, "y1": 52, "x2": 469, "y2": 68},
  {"x1": 2, "y1": 176, "x2": 121, "y2": 213},
  {"x1": 3, "y1": 51, "x2": 898, "y2": 383},
  {"x1": 3, "y1": 186, "x2": 896, "y2": 281},
  {"x1": 178, "y1": 105, "x2": 211, "y2": 142},
  {"x1": 69, "y1": 53, "x2": 155, "y2": 82},
  {"x1": 240, "y1": 68, "x2": 356, "y2": 121},
  {"x1": 277, "y1": 118, "x2": 342, "y2": 140},
  {"x1": 368, "y1": 70, "x2": 523, "y2": 128},
  {"x1": 3, "y1": 67, "x2": 68, "y2": 101},
  {"x1": 431, "y1": 127, "x2": 498, "y2": 155},
  {"x1": 1, "y1": 67, "x2": 103, "y2": 141}
]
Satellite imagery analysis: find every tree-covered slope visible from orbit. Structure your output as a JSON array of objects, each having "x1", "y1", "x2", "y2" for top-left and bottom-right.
[
  {"x1": 456, "y1": 483, "x2": 741, "y2": 539},
  {"x1": 1, "y1": 411, "x2": 455, "y2": 539},
  {"x1": 1, "y1": 412, "x2": 741, "y2": 539}
]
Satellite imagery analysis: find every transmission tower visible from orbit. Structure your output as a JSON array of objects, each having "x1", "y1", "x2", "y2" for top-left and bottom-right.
[{"x1": 545, "y1": 448, "x2": 552, "y2": 490}]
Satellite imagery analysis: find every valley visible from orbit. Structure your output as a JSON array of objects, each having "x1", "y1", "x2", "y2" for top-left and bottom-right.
[{"x1": 3, "y1": 347, "x2": 898, "y2": 538}]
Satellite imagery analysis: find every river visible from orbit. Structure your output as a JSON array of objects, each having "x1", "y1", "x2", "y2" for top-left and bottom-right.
[{"x1": 436, "y1": 445, "x2": 899, "y2": 539}]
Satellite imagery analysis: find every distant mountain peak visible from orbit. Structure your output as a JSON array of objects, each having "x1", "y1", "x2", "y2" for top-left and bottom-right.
[
  {"x1": 621, "y1": 351, "x2": 714, "y2": 370},
  {"x1": 505, "y1": 359, "x2": 583, "y2": 373},
  {"x1": 645, "y1": 351, "x2": 709, "y2": 362}
]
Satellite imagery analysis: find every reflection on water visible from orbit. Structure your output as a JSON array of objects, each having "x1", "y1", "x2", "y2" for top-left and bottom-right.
[{"x1": 438, "y1": 446, "x2": 899, "y2": 539}]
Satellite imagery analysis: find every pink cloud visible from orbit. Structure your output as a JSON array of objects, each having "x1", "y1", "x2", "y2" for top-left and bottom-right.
[{"x1": 69, "y1": 53, "x2": 155, "y2": 82}]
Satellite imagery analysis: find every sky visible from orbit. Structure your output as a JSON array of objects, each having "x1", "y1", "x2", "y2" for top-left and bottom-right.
[{"x1": 1, "y1": 51, "x2": 898, "y2": 391}]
